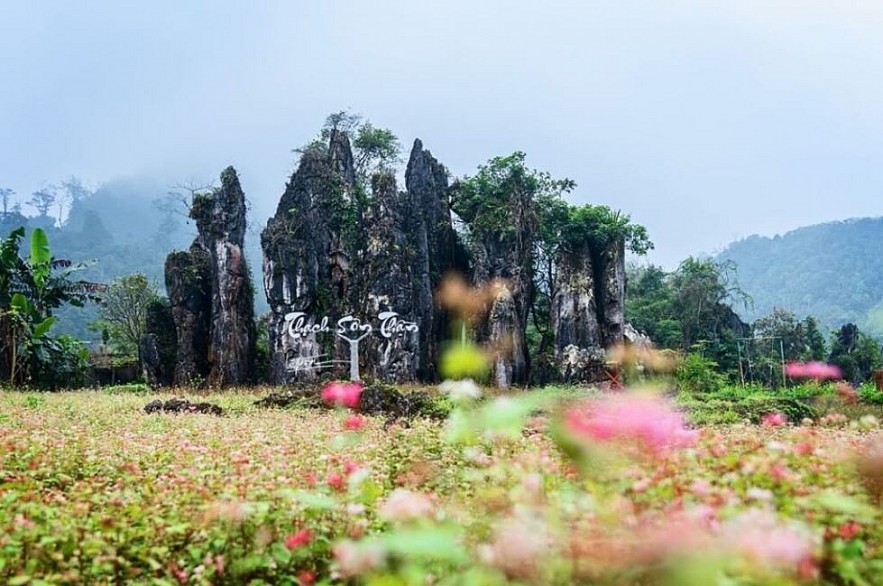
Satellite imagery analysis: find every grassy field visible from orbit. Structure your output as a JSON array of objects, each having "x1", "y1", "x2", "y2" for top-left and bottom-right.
[{"x1": 0, "y1": 388, "x2": 881, "y2": 585}]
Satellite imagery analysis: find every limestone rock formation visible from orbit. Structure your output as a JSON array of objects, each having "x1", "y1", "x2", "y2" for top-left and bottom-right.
[
  {"x1": 262, "y1": 136, "x2": 466, "y2": 384},
  {"x1": 140, "y1": 298, "x2": 177, "y2": 388},
  {"x1": 262, "y1": 135, "x2": 351, "y2": 384},
  {"x1": 165, "y1": 167, "x2": 256, "y2": 386},
  {"x1": 165, "y1": 246, "x2": 211, "y2": 384},
  {"x1": 404, "y1": 139, "x2": 469, "y2": 379},
  {"x1": 191, "y1": 167, "x2": 256, "y2": 386},
  {"x1": 550, "y1": 238, "x2": 626, "y2": 382},
  {"x1": 259, "y1": 128, "x2": 629, "y2": 388},
  {"x1": 465, "y1": 219, "x2": 533, "y2": 389},
  {"x1": 360, "y1": 172, "x2": 419, "y2": 382}
]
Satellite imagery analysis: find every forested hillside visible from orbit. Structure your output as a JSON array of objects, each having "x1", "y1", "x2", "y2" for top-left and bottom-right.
[{"x1": 717, "y1": 217, "x2": 883, "y2": 338}]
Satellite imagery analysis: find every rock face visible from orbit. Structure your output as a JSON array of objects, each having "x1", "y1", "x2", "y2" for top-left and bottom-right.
[
  {"x1": 404, "y1": 139, "x2": 469, "y2": 379},
  {"x1": 262, "y1": 136, "x2": 466, "y2": 385},
  {"x1": 549, "y1": 237, "x2": 627, "y2": 382},
  {"x1": 360, "y1": 172, "x2": 420, "y2": 382},
  {"x1": 165, "y1": 246, "x2": 211, "y2": 384},
  {"x1": 141, "y1": 299, "x2": 177, "y2": 387},
  {"x1": 165, "y1": 167, "x2": 256, "y2": 386},
  {"x1": 262, "y1": 135, "x2": 350, "y2": 384},
  {"x1": 472, "y1": 247, "x2": 531, "y2": 388}
]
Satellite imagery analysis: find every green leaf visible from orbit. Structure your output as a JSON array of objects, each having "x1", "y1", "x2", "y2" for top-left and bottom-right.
[
  {"x1": 809, "y1": 491, "x2": 877, "y2": 520},
  {"x1": 29, "y1": 228, "x2": 51, "y2": 267},
  {"x1": 10, "y1": 293, "x2": 30, "y2": 315},
  {"x1": 382, "y1": 526, "x2": 467, "y2": 563},
  {"x1": 270, "y1": 542, "x2": 292, "y2": 565},
  {"x1": 278, "y1": 489, "x2": 337, "y2": 511},
  {"x1": 33, "y1": 316, "x2": 56, "y2": 338}
]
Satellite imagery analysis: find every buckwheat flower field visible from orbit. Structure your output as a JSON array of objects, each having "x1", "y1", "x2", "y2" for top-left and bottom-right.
[{"x1": 0, "y1": 387, "x2": 880, "y2": 585}]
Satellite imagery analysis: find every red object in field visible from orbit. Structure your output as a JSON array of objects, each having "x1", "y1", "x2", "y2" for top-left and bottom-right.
[
  {"x1": 874, "y1": 369, "x2": 883, "y2": 391},
  {"x1": 606, "y1": 364, "x2": 622, "y2": 390}
]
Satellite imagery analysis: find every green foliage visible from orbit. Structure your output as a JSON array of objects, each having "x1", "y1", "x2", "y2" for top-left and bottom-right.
[
  {"x1": 558, "y1": 204, "x2": 653, "y2": 255},
  {"x1": 452, "y1": 151, "x2": 576, "y2": 242},
  {"x1": 858, "y1": 383, "x2": 883, "y2": 405},
  {"x1": 102, "y1": 382, "x2": 152, "y2": 394},
  {"x1": 30, "y1": 334, "x2": 91, "y2": 390},
  {"x1": 678, "y1": 386, "x2": 819, "y2": 425},
  {"x1": 0, "y1": 227, "x2": 97, "y2": 387},
  {"x1": 91, "y1": 273, "x2": 161, "y2": 357},
  {"x1": 677, "y1": 352, "x2": 726, "y2": 394},
  {"x1": 352, "y1": 122, "x2": 401, "y2": 177},
  {"x1": 829, "y1": 323, "x2": 883, "y2": 384},
  {"x1": 626, "y1": 259, "x2": 749, "y2": 378}
]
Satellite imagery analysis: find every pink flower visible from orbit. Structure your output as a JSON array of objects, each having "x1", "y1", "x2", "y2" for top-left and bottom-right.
[
  {"x1": 327, "y1": 472, "x2": 346, "y2": 492},
  {"x1": 343, "y1": 461, "x2": 360, "y2": 475},
  {"x1": 343, "y1": 414, "x2": 365, "y2": 431},
  {"x1": 565, "y1": 394, "x2": 698, "y2": 455},
  {"x1": 481, "y1": 515, "x2": 551, "y2": 580},
  {"x1": 297, "y1": 570, "x2": 316, "y2": 585},
  {"x1": 285, "y1": 528, "x2": 313, "y2": 550},
  {"x1": 762, "y1": 412, "x2": 788, "y2": 427},
  {"x1": 378, "y1": 488, "x2": 434, "y2": 522},
  {"x1": 784, "y1": 361, "x2": 841, "y2": 381},
  {"x1": 333, "y1": 540, "x2": 386, "y2": 578},
  {"x1": 721, "y1": 509, "x2": 816, "y2": 572},
  {"x1": 322, "y1": 381, "x2": 363, "y2": 409},
  {"x1": 838, "y1": 521, "x2": 861, "y2": 541}
]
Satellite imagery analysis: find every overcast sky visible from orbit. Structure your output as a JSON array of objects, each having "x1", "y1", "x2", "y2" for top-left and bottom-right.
[{"x1": 2, "y1": 1, "x2": 882, "y2": 267}]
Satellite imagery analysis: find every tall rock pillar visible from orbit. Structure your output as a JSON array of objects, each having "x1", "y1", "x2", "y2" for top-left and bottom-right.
[{"x1": 165, "y1": 166, "x2": 256, "y2": 386}]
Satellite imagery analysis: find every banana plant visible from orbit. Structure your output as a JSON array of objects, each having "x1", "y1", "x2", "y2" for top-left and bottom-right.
[{"x1": 0, "y1": 227, "x2": 102, "y2": 386}]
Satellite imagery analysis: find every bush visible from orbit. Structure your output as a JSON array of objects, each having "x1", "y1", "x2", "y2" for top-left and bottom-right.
[
  {"x1": 677, "y1": 352, "x2": 726, "y2": 394},
  {"x1": 859, "y1": 382, "x2": 883, "y2": 404},
  {"x1": 31, "y1": 335, "x2": 91, "y2": 390},
  {"x1": 677, "y1": 387, "x2": 818, "y2": 425},
  {"x1": 102, "y1": 383, "x2": 153, "y2": 394}
]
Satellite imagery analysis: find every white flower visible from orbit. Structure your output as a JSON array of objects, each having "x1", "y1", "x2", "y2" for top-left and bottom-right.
[{"x1": 439, "y1": 379, "x2": 482, "y2": 402}]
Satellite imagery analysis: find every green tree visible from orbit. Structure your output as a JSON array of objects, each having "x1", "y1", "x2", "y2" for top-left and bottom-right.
[
  {"x1": 670, "y1": 258, "x2": 749, "y2": 348},
  {"x1": 625, "y1": 264, "x2": 683, "y2": 349},
  {"x1": 625, "y1": 258, "x2": 749, "y2": 378},
  {"x1": 0, "y1": 187, "x2": 15, "y2": 218},
  {"x1": 829, "y1": 323, "x2": 882, "y2": 383},
  {"x1": 28, "y1": 188, "x2": 56, "y2": 218},
  {"x1": 92, "y1": 273, "x2": 161, "y2": 356}
]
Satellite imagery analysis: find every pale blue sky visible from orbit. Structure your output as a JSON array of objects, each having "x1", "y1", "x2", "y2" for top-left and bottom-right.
[{"x1": 2, "y1": 1, "x2": 882, "y2": 266}]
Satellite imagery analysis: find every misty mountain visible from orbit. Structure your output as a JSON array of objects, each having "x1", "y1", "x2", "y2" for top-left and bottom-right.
[
  {"x1": 717, "y1": 217, "x2": 883, "y2": 338},
  {"x1": 3, "y1": 176, "x2": 269, "y2": 344}
]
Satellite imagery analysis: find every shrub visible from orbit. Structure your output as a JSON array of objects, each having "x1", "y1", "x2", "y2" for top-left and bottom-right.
[
  {"x1": 676, "y1": 352, "x2": 726, "y2": 394},
  {"x1": 102, "y1": 382, "x2": 153, "y2": 394}
]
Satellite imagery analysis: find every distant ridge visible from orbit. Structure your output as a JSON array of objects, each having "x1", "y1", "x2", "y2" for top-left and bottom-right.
[{"x1": 716, "y1": 216, "x2": 883, "y2": 338}]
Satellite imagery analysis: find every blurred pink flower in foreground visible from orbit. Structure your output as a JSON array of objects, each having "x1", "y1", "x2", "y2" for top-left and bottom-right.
[
  {"x1": 378, "y1": 488, "x2": 434, "y2": 523},
  {"x1": 784, "y1": 361, "x2": 841, "y2": 381},
  {"x1": 762, "y1": 412, "x2": 788, "y2": 427},
  {"x1": 721, "y1": 509, "x2": 817, "y2": 574},
  {"x1": 322, "y1": 381, "x2": 363, "y2": 409},
  {"x1": 333, "y1": 540, "x2": 386, "y2": 578},
  {"x1": 565, "y1": 393, "x2": 698, "y2": 454}
]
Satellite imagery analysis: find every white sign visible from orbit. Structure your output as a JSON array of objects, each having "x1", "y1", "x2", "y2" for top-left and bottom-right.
[
  {"x1": 284, "y1": 311, "x2": 418, "y2": 340},
  {"x1": 283, "y1": 311, "x2": 419, "y2": 380}
]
